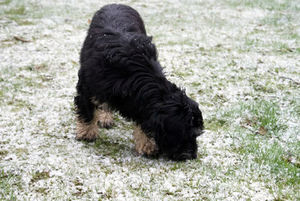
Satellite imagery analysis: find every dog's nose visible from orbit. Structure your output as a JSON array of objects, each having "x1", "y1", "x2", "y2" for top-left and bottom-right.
[{"x1": 174, "y1": 152, "x2": 197, "y2": 161}]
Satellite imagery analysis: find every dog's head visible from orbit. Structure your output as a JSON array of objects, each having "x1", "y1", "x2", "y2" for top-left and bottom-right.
[{"x1": 146, "y1": 92, "x2": 204, "y2": 161}]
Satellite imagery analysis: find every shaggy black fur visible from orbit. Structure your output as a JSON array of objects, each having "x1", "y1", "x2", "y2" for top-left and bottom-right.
[{"x1": 75, "y1": 4, "x2": 204, "y2": 161}]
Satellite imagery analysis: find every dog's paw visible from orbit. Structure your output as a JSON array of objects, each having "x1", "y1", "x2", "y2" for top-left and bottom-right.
[
  {"x1": 133, "y1": 126, "x2": 158, "y2": 156},
  {"x1": 75, "y1": 134, "x2": 98, "y2": 142},
  {"x1": 98, "y1": 119, "x2": 114, "y2": 129},
  {"x1": 139, "y1": 138, "x2": 158, "y2": 156},
  {"x1": 76, "y1": 121, "x2": 99, "y2": 142},
  {"x1": 98, "y1": 111, "x2": 114, "y2": 128}
]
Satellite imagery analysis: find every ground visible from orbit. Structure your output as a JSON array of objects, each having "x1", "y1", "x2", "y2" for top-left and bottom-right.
[{"x1": 0, "y1": 0, "x2": 299, "y2": 200}]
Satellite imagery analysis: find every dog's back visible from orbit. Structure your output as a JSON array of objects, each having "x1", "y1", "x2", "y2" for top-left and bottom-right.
[
  {"x1": 90, "y1": 4, "x2": 146, "y2": 35},
  {"x1": 80, "y1": 4, "x2": 149, "y2": 65},
  {"x1": 78, "y1": 4, "x2": 161, "y2": 114}
]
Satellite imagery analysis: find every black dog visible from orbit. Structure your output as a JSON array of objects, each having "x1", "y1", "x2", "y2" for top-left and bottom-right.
[{"x1": 74, "y1": 4, "x2": 204, "y2": 161}]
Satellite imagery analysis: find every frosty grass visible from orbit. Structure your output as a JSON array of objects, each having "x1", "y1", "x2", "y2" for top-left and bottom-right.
[{"x1": 0, "y1": 0, "x2": 299, "y2": 200}]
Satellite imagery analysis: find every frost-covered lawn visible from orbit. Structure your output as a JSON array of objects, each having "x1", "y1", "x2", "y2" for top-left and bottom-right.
[{"x1": 0, "y1": 0, "x2": 299, "y2": 200}]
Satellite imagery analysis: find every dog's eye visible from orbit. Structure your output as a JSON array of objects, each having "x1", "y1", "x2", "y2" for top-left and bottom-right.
[
  {"x1": 189, "y1": 116, "x2": 194, "y2": 126},
  {"x1": 191, "y1": 116, "x2": 198, "y2": 126}
]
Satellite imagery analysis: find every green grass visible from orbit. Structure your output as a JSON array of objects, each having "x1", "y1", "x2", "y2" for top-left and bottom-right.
[
  {"x1": 226, "y1": 0, "x2": 299, "y2": 11},
  {"x1": 4, "y1": 5, "x2": 26, "y2": 16},
  {"x1": 222, "y1": 0, "x2": 300, "y2": 55},
  {"x1": 1, "y1": 1, "x2": 35, "y2": 25},
  {"x1": 0, "y1": 0, "x2": 11, "y2": 5},
  {"x1": 241, "y1": 101, "x2": 286, "y2": 135},
  {"x1": 93, "y1": 132, "x2": 130, "y2": 159},
  {"x1": 0, "y1": 65, "x2": 50, "y2": 112},
  {"x1": 214, "y1": 100, "x2": 300, "y2": 199},
  {"x1": 236, "y1": 134, "x2": 300, "y2": 200},
  {"x1": 0, "y1": 0, "x2": 86, "y2": 25},
  {"x1": 206, "y1": 111, "x2": 231, "y2": 132},
  {"x1": 0, "y1": 170, "x2": 19, "y2": 201},
  {"x1": 31, "y1": 171, "x2": 50, "y2": 183}
]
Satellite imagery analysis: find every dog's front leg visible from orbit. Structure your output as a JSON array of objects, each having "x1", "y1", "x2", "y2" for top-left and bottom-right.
[
  {"x1": 133, "y1": 125, "x2": 158, "y2": 156},
  {"x1": 98, "y1": 103, "x2": 114, "y2": 128},
  {"x1": 76, "y1": 110, "x2": 100, "y2": 142},
  {"x1": 74, "y1": 95, "x2": 100, "y2": 142}
]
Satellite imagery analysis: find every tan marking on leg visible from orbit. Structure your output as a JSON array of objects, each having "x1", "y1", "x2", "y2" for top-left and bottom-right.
[
  {"x1": 90, "y1": 98, "x2": 114, "y2": 128},
  {"x1": 98, "y1": 103, "x2": 114, "y2": 128},
  {"x1": 75, "y1": 110, "x2": 100, "y2": 141},
  {"x1": 133, "y1": 125, "x2": 157, "y2": 155}
]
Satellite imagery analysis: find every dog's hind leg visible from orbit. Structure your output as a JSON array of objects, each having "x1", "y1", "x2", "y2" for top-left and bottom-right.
[
  {"x1": 97, "y1": 103, "x2": 114, "y2": 128},
  {"x1": 74, "y1": 95, "x2": 99, "y2": 142},
  {"x1": 133, "y1": 125, "x2": 158, "y2": 156}
]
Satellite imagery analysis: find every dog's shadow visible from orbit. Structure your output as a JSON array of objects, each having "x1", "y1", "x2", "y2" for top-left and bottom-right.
[
  {"x1": 79, "y1": 119, "x2": 203, "y2": 163},
  {"x1": 79, "y1": 126, "x2": 162, "y2": 162},
  {"x1": 92, "y1": 130, "x2": 131, "y2": 157},
  {"x1": 84, "y1": 133, "x2": 200, "y2": 164}
]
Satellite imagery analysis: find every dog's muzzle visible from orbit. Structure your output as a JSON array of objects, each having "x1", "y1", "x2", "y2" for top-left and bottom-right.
[{"x1": 172, "y1": 151, "x2": 197, "y2": 161}]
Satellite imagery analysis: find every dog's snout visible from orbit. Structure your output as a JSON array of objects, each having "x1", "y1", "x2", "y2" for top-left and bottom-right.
[{"x1": 173, "y1": 152, "x2": 197, "y2": 161}]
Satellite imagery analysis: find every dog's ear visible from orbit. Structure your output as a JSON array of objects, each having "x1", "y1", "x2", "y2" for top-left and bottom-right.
[
  {"x1": 129, "y1": 34, "x2": 157, "y2": 60},
  {"x1": 140, "y1": 111, "x2": 166, "y2": 135},
  {"x1": 93, "y1": 30, "x2": 127, "y2": 65}
]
